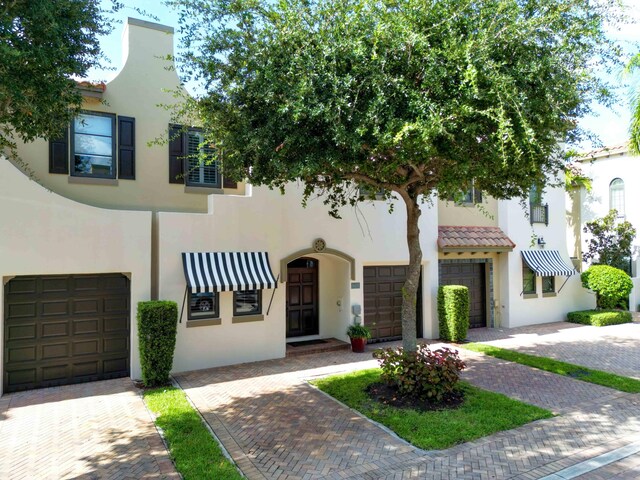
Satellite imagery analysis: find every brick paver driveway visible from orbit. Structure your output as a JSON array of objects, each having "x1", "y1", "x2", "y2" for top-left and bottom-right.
[
  {"x1": 468, "y1": 319, "x2": 640, "y2": 379},
  {"x1": 174, "y1": 335, "x2": 640, "y2": 480},
  {"x1": 0, "y1": 378, "x2": 178, "y2": 480}
]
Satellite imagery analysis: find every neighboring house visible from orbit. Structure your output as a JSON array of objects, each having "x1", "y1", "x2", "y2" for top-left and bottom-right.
[
  {"x1": 0, "y1": 18, "x2": 591, "y2": 395},
  {"x1": 570, "y1": 144, "x2": 640, "y2": 305}
]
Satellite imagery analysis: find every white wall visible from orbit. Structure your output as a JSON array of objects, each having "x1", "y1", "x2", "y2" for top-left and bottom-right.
[
  {"x1": 0, "y1": 160, "x2": 152, "y2": 393},
  {"x1": 158, "y1": 183, "x2": 439, "y2": 373},
  {"x1": 498, "y1": 183, "x2": 594, "y2": 328}
]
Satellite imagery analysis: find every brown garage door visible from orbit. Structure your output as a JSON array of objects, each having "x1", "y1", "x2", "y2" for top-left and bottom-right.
[
  {"x1": 363, "y1": 266, "x2": 422, "y2": 342},
  {"x1": 439, "y1": 263, "x2": 486, "y2": 328},
  {"x1": 4, "y1": 274, "x2": 130, "y2": 393}
]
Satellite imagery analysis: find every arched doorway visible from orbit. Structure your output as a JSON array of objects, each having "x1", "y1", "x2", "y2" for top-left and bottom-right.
[{"x1": 286, "y1": 257, "x2": 319, "y2": 337}]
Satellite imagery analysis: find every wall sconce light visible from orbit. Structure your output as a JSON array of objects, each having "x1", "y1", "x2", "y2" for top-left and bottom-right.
[{"x1": 537, "y1": 237, "x2": 546, "y2": 248}]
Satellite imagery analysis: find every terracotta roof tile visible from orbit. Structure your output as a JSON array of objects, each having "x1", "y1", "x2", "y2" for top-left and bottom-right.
[
  {"x1": 438, "y1": 226, "x2": 515, "y2": 252},
  {"x1": 580, "y1": 143, "x2": 629, "y2": 160}
]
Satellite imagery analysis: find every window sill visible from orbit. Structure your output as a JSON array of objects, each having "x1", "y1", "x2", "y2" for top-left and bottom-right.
[
  {"x1": 69, "y1": 176, "x2": 118, "y2": 186},
  {"x1": 186, "y1": 318, "x2": 222, "y2": 328},
  {"x1": 232, "y1": 314, "x2": 264, "y2": 324},
  {"x1": 523, "y1": 293, "x2": 538, "y2": 299},
  {"x1": 184, "y1": 186, "x2": 224, "y2": 195},
  {"x1": 542, "y1": 292, "x2": 557, "y2": 298}
]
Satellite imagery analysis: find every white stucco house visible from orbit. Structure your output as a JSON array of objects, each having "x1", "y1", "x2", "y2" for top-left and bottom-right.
[
  {"x1": 570, "y1": 144, "x2": 640, "y2": 307},
  {"x1": 0, "y1": 18, "x2": 592, "y2": 394}
]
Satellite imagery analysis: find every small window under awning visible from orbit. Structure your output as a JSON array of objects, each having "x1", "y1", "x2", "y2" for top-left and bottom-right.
[
  {"x1": 521, "y1": 250, "x2": 576, "y2": 277},
  {"x1": 182, "y1": 252, "x2": 277, "y2": 292}
]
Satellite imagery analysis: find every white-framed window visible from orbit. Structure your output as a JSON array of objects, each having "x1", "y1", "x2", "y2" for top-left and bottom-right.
[
  {"x1": 609, "y1": 178, "x2": 625, "y2": 217},
  {"x1": 71, "y1": 112, "x2": 116, "y2": 178},
  {"x1": 185, "y1": 130, "x2": 220, "y2": 188}
]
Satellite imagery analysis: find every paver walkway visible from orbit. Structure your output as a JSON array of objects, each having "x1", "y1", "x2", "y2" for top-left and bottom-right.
[
  {"x1": 467, "y1": 319, "x2": 640, "y2": 379},
  {"x1": 0, "y1": 378, "x2": 179, "y2": 480},
  {"x1": 174, "y1": 338, "x2": 640, "y2": 480}
]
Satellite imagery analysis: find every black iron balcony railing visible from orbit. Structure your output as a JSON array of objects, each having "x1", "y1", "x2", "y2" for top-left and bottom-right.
[{"x1": 530, "y1": 203, "x2": 549, "y2": 225}]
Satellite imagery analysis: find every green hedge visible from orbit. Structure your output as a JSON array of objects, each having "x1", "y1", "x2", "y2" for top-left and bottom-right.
[
  {"x1": 438, "y1": 285, "x2": 469, "y2": 342},
  {"x1": 567, "y1": 309, "x2": 632, "y2": 327},
  {"x1": 138, "y1": 301, "x2": 178, "y2": 387},
  {"x1": 581, "y1": 265, "x2": 632, "y2": 310}
]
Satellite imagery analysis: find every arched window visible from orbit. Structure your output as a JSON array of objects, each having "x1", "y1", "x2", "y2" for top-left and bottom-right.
[{"x1": 609, "y1": 178, "x2": 625, "y2": 217}]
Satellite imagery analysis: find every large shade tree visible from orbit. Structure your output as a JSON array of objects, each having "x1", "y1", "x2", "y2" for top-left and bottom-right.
[{"x1": 171, "y1": 0, "x2": 619, "y2": 351}]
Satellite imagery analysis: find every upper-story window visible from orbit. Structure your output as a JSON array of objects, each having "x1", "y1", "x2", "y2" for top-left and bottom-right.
[
  {"x1": 71, "y1": 112, "x2": 116, "y2": 178},
  {"x1": 185, "y1": 130, "x2": 220, "y2": 188},
  {"x1": 49, "y1": 111, "x2": 136, "y2": 180},
  {"x1": 448, "y1": 181, "x2": 482, "y2": 205},
  {"x1": 529, "y1": 184, "x2": 548, "y2": 225},
  {"x1": 609, "y1": 178, "x2": 625, "y2": 217}
]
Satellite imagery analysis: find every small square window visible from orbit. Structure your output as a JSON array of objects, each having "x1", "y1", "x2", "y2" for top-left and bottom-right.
[
  {"x1": 522, "y1": 265, "x2": 536, "y2": 295},
  {"x1": 234, "y1": 290, "x2": 262, "y2": 316},
  {"x1": 188, "y1": 292, "x2": 219, "y2": 319},
  {"x1": 542, "y1": 276, "x2": 555, "y2": 294},
  {"x1": 71, "y1": 112, "x2": 116, "y2": 178}
]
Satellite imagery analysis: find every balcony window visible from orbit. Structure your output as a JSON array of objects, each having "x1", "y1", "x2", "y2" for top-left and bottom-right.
[{"x1": 529, "y1": 184, "x2": 548, "y2": 225}]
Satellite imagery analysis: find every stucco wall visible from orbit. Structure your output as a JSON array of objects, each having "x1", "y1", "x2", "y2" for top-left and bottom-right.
[
  {"x1": 438, "y1": 197, "x2": 499, "y2": 227},
  {"x1": 498, "y1": 183, "x2": 594, "y2": 328},
  {"x1": 0, "y1": 159, "x2": 152, "y2": 393},
  {"x1": 12, "y1": 19, "x2": 243, "y2": 214},
  {"x1": 158, "y1": 184, "x2": 439, "y2": 373}
]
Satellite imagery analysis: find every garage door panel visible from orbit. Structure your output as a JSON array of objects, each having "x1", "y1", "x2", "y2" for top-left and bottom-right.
[
  {"x1": 7, "y1": 303, "x2": 36, "y2": 319},
  {"x1": 74, "y1": 318, "x2": 99, "y2": 335},
  {"x1": 42, "y1": 277, "x2": 70, "y2": 293},
  {"x1": 7, "y1": 278, "x2": 37, "y2": 295},
  {"x1": 104, "y1": 316, "x2": 128, "y2": 333},
  {"x1": 41, "y1": 343, "x2": 69, "y2": 360},
  {"x1": 73, "y1": 299, "x2": 100, "y2": 315},
  {"x1": 4, "y1": 274, "x2": 130, "y2": 393},
  {"x1": 104, "y1": 297, "x2": 128, "y2": 313},
  {"x1": 41, "y1": 300, "x2": 69, "y2": 316},
  {"x1": 8, "y1": 346, "x2": 36, "y2": 363}
]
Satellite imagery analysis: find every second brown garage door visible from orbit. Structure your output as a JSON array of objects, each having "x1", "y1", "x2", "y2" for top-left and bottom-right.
[
  {"x1": 4, "y1": 274, "x2": 130, "y2": 393},
  {"x1": 439, "y1": 262, "x2": 487, "y2": 328},
  {"x1": 363, "y1": 266, "x2": 422, "y2": 342}
]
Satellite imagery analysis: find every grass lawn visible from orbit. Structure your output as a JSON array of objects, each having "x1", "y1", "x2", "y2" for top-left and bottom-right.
[
  {"x1": 311, "y1": 369, "x2": 553, "y2": 450},
  {"x1": 463, "y1": 343, "x2": 640, "y2": 394},
  {"x1": 144, "y1": 387, "x2": 242, "y2": 480}
]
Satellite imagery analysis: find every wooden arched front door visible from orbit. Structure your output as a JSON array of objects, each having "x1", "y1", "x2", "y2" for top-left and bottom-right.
[{"x1": 286, "y1": 257, "x2": 319, "y2": 337}]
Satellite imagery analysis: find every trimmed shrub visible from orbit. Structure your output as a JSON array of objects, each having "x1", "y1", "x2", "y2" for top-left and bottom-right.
[
  {"x1": 438, "y1": 285, "x2": 470, "y2": 342},
  {"x1": 567, "y1": 309, "x2": 632, "y2": 327},
  {"x1": 373, "y1": 344, "x2": 466, "y2": 402},
  {"x1": 346, "y1": 323, "x2": 371, "y2": 339},
  {"x1": 581, "y1": 265, "x2": 632, "y2": 310},
  {"x1": 138, "y1": 301, "x2": 178, "y2": 387}
]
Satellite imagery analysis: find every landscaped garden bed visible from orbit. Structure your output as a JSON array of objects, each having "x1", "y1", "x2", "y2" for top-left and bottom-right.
[{"x1": 312, "y1": 368, "x2": 553, "y2": 450}]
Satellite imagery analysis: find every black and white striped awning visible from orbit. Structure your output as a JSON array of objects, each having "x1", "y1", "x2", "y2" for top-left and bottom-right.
[
  {"x1": 182, "y1": 252, "x2": 277, "y2": 292},
  {"x1": 521, "y1": 250, "x2": 576, "y2": 277}
]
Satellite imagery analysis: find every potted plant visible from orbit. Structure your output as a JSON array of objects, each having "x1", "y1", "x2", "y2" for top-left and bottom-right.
[{"x1": 346, "y1": 323, "x2": 371, "y2": 353}]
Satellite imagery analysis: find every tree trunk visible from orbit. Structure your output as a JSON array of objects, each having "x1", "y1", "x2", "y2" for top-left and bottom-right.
[{"x1": 401, "y1": 196, "x2": 422, "y2": 352}]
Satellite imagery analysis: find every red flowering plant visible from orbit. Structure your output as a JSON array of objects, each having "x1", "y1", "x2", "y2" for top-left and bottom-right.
[{"x1": 373, "y1": 344, "x2": 466, "y2": 402}]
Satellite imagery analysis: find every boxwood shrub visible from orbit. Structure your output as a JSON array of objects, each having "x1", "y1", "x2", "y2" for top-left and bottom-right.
[
  {"x1": 138, "y1": 301, "x2": 178, "y2": 387},
  {"x1": 580, "y1": 265, "x2": 632, "y2": 310},
  {"x1": 438, "y1": 285, "x2": 470, "y2": 342},
  {"x1": 567, "y1": 309, "x2": 632, "y2": 327}
]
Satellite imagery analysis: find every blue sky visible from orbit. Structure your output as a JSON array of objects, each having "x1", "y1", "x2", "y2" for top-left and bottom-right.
[{"x1": 92, "y1": 0, "x2": 640, "y2": 150}]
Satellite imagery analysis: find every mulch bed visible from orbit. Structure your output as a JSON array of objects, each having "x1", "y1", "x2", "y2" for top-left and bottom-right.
[{"x1": 366, "y1": 382, "x2": 464, "y2": 411}]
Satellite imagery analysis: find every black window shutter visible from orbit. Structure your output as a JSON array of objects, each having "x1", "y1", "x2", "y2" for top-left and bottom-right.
[
  {"x1": 223, "y1": 177, "x2": 238, "y2": 189},
  {"x1": 118, "y1": 116, "x2": 135, "y2": 180},
  {"x1": 169, "y1": 124, "x2": 185, "y2": 184},
  {"x1": 49, "y1": 129, "x2": 69, "y2": 174}
]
